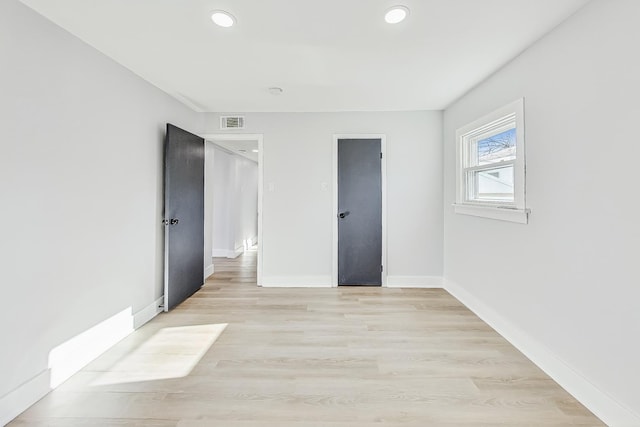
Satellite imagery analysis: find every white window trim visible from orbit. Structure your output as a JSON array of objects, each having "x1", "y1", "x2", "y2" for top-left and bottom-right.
[{"x1": 454, "y1": 98, "x2": 530, "y2": 224}]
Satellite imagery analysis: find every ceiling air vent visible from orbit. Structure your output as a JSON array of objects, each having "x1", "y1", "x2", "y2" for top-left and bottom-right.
[{"x1": 220, "y1": 116, "x2": 245, "y2": 130}]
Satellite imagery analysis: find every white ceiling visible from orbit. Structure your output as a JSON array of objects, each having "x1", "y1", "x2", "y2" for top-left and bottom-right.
[
  {"x1": 20, "y1": 0, "x2": 590, "y2": 112},
  {"x1": 211, "y1": 139, "x2": 259, "y2": 162}
]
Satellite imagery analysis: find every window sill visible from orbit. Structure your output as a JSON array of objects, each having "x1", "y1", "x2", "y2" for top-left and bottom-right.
[{"x1": 453, "y1": 203, "x2": 530, "y2": 224}]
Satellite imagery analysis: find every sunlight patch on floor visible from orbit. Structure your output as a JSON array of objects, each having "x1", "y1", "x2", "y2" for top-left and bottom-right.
[{"x1": 90, "y1": 323, "x2": 227, "y2": 386}]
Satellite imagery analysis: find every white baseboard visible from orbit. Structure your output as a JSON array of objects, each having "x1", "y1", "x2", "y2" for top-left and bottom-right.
[
  {"x1": 0, "y1": 369, "x2": 50, "y2": 426},
  {"x1": 386, "y1": 275, "x2": 443, "y2": 288},
  {"x1": 204, "y1": 264, "x2": 215, "y2": 279},
  {"x1": 261, "y1": 276, "x2": 332, "y2": 287},
  {"x1": 133, "y1": 296, "x2": 164, "y2": 329},
  {"x1": 1, "y1": 297, "x2": 165, "y2": 426},
  {"x1": 444, "y1": 279, "x2": 640, "y2": 427},
  {"x1": 48, "y1": 308, "x2": 134, "y2": 389},
  {"x1": 261, "y1": 276, "x2": 444, "y2": 289},
  {"x1": 212, "y1": 249, "x2": 242, "y2": 259},
  {"x1": 211, "y1": 249, "x2": 233, "y2": 258}
]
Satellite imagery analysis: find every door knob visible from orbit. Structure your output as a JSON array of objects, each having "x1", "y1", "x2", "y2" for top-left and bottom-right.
[
  {"x1": 170, "y1": 218, "x2": 179, "y2": 225},
  {"x1": 338, "y1": 211, "x2": 350, "y2": 219}
]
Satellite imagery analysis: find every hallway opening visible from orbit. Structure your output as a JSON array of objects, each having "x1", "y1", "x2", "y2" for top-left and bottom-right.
[{"x1": 203, "y1": 134, "x2": 263, "y2": 285}]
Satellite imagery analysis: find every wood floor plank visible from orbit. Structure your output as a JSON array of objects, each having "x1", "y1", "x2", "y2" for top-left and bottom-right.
[{"x1": 10, "y1": 248, "x2": 604, "y2": 426}]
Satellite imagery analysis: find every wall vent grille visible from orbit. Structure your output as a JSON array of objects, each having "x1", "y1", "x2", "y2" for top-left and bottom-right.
[{"x1": 220, "y1": 116, "x2": 245, "y2": 130}]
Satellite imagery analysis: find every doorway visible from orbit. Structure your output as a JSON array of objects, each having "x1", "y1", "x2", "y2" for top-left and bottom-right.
[
  {"x1": 203, "y1": 134, "x2": 264, "y2": 286},
  {"x1": 332, "y1": 135, "x2": 387, "y2": 287}
]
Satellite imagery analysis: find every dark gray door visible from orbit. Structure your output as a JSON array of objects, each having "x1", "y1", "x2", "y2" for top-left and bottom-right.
[
  {"x1": 338, "y1": 138, "x2": 382, "y2": 286},
  {"x1": 164, "y1": 124, "x2": 204, "y2": 311}
]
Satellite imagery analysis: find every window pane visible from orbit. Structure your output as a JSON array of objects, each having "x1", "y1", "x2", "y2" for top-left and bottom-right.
[
  {"x1": 469, "y1": 165, "x2": 514, "y2": 202},
  {"x1": 477, "y1": 128, "x2": 516, "y2": 166}
]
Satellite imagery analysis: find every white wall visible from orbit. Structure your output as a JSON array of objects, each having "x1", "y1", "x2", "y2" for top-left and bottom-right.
[
  {"x1": 0, "y1": 1, "x2": 200, "y2": 423},
  {"x1": 234, "y1": 153, "x2": 259, "y2": 251},
  {"x1": 204, "y1": 142, "x2": 216, "y2": 276},
  {"x1": 203, "y1": 112, "x2": 443, "y2": 286},
  {"x1": 211, "y1": 147, "x2": 234, "y2": 255},
  {"x1": 209, "y1": 145, "x2": 258, "y2": 258},
  {"x1": 443, "y1": 0, "x2": 640, "y2": 423}
]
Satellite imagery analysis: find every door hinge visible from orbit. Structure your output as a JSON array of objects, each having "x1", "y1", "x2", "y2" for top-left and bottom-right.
[
  {"x1": 380, "y1": 152, "x2": 383, "y2": 159},
  {"x1": 381, "y1": 265, "x2": 384, "y2": 272}
]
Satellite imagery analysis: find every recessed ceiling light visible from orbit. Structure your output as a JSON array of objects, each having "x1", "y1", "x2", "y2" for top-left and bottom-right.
[
  {"x1": 385, "y1": 6, "x2": 409, "y2": 24},
  {"x1": 252, "y1": 149, "x2": 259, "y2": 153},
  {"x1": 211, "y1": 10, "x2": 235, "y2": 28},
  {"x1": 268, "y1": 87, "x2": 283, "y2": 96}
]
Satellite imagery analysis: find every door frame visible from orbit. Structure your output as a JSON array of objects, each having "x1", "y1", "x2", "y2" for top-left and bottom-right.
[
  {"x1": 332, "y1": 134, "x2": 387, "y2": 287},
  {"x1": 201, "y1": 133, "x2": 264, "y2": 287}
]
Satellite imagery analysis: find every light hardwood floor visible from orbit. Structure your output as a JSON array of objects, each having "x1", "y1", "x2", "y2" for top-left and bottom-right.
[{"x1": 11, "y1": 249, "x2": 604, "y2": 426}]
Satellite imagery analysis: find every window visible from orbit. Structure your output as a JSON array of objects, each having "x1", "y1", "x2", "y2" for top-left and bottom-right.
[{"x1": 454, "y1": 99, "x2": 529, "y2": 223}]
